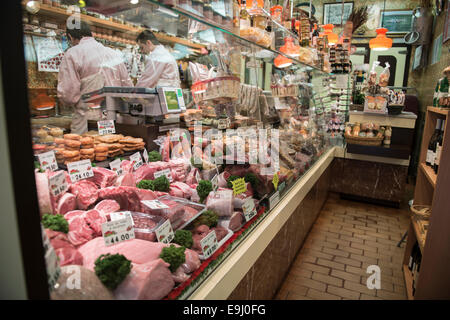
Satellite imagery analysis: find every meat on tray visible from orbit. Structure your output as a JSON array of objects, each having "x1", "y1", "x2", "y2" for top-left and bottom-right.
[
  {"x1": 130, "y1": 212, "x2": 164, "y2": 242},
  {"x1": 141, "y1": 198, "x2": 185, "y2": 224},
  {"x1": 57, "y1": 193, "x2": 77, "y2": 215},
  {"x1": 191, "y1": 224, "x2": 229, "y2": 255},
  {"x1": 206, "y1": 189, "x2": 233, "y2": 217},
  {"x1": 115, "y1": 173, "x2": 135, "y2": 187},
  {"x1": 45, "y1": 229, "x2": 83, "y2": 266},
  {"x1": 97, "y1": 186, "x2": 143, "y2": 212}
]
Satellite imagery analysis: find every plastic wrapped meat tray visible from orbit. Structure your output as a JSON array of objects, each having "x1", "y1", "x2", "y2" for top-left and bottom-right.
[
  {"x1": 152, "y1": 195, "x2": 206, "y2": 231},
  {"x1": 129, "y1": 212, "x2": 165, "y2": 242}
]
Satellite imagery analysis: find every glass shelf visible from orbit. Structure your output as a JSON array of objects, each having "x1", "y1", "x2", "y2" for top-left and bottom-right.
[{"x1": 140, "y1": 0, "x2": 326, "y2": 74}]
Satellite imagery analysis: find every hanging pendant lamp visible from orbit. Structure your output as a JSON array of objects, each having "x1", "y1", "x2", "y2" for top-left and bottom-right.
[
  {"x1": 370, "y1": 0, "x2": 392, "y2": 51},
  {"x1": 322, "y1": 24, "x2": 338, "y2": 45}
]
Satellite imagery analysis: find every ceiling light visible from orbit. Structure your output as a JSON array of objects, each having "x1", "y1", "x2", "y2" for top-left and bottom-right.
[
  {"x1": 274, "y1": 54, "x2": 293, "y2": 68},
  {"x1": 322, "y1": 24, "x2": 338, "y2": 46},
  {"x1": 369, "y1": 28, "x2": 392, "y2": 51},
  {"x1": 130, "y1": 0, "x2": 139, "y2": 4}
]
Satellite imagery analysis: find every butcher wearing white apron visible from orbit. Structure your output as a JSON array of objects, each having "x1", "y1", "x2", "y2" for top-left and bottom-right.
[
  {"x1": 135, "y1": 30, "x2": 181, "y2": 89},
  {"x1": 57, "y1": 20, "x2": 133, "y2": 134}
]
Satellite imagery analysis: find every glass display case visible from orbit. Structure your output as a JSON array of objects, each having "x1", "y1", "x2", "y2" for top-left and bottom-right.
[{"x1": 21, "y1": 0, "x2": 351, "y2": 300}]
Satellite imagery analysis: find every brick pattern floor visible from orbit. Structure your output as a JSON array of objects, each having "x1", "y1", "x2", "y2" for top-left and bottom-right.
[{"x1": 275, "y1": 193, "x2": 411, "y2": 300}]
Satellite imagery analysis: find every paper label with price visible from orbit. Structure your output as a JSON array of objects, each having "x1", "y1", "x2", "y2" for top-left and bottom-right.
[
  {"x1": 67, "y1": 159, "x2": 94, "y2": 183},
  {"x1": 154, "y1": 168, "x2": 173, "y2": 182},
  {"x1": 109, "y1": 159, "x2": 123, "y2": 176},
  {"x1": 155, "y1": 219, "x2": 174, "y2": 244},
  {"x1": 97, "y1": 120, "x2": 116, "y2": 135},
  {"x1": 231, "y1": 177, "x2": 247, "y2": 196},
  {"x1": 218, "y1": 118, "x2": 229, "y2": 130},
  {"x1": 170, "y1": 129, "x2": 180, "y2": 142},
  {"x1": 142, "y1": 149, "x2": 149, "y2": 164},
  {"x1": 200, "y1": 230, "x2": 218, "y2": 259},
  {"x1": 272, "y1": 172, "x2": 279, "y2": 190},
  {"x1": 101, "y1": 217, "x2": 135, "y2": 247},
  {"x1": 141, "y1": 200, "x2": 170, "y2": 210},
  {"x1": 269, "y1": 191, "x2": 280, "y2": 210},
  {"x1": 130, "y1": 152, "x2": 143, "y2": 170},
  {"x1": 110, "y1": 211, "x2": 134, "y2": 226},
  {"x1": 242, "y1": 198, "x2": 257, "y2": 222},
  {"x1": 39, "y1": 151, "x2": 58, "y2": 172},
  {"x1": 49, "y1": 171, "x2": 69, "y2": 197}
]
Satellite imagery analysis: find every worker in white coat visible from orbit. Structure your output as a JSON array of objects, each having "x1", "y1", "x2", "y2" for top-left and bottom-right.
[
  {"x1": 57, "y1": 20, "x2": 133, "y2": 134},
  {"x1": 135, "y1": 30, "x2": 181, "y2": 89}
]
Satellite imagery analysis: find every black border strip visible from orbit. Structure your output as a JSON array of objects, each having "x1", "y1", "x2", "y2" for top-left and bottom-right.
[{"x1": 1, "y1": 1, "x2": 49, "y2": 299}]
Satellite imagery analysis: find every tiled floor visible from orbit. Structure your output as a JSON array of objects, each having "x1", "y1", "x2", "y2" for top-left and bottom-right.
[{"x1": 275, "y1": 193, "x2": 411, "y2": 300}]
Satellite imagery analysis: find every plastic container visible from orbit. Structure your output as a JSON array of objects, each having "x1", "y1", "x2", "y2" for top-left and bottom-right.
[
  {"x1": 150, "y1": 195, "x2": 207, "y2": 230},
  {"x1": 129, "y1": 212, "x2": 166, "y2": 242}
]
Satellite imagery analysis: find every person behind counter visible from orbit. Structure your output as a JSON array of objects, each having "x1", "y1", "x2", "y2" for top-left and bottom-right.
[
  {"x1": 57, "y1": 20, "x2": 133, "y2": 134},
  {"x1": 135, "y1": 30, "x2": 181, "y2": 89}
]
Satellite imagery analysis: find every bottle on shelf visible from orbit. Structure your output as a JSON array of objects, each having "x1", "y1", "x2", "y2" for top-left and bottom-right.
[
  {"x1": 426, "y1": 119, "x2": 442, "y2": 167},
  {"x1": 239, "y1": 0, "x2": 251, "y2": 30},
  {"x1": 434, "y1": 119, "x2": 445, "y2": 174},
  {"x1": 311, "y1": 23, "x2": 319, "y2": 48}
]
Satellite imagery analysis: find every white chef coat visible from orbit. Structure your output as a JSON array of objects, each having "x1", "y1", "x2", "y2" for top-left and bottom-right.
[{"x1": 136, "y1": 45, "x2": 181, "y2": 88}]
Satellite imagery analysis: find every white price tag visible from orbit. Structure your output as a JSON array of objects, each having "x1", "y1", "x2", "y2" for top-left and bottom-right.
[
  {"x1": 143, "y1": 148, "x2": 149, "y2": 164},
  {"x1": 218, "y1": 118, "x2": 229, "y2": 130},
  {"x1": 211, "y1": 174, "x2": 219, "y2": 191},
  {"x1": 155, "y1": 219, "x2": 174, "y2": 244},
  {"x1": 109, "y1": 158, "x2": 123, "y2": 176},
  {"x1": 101, "y1": 217, "x2": 135, "y2": 247},
  {"x1": 141, "y1": 200, "x2": 170, "y2": 210},
  {"x1": 38, "y1": 151, "x2": 58, "y2": 172},
  {"x1": 130, "y1": 152, "x2": 143, "y2": 170},
  {"x1": 154, "y1": 168, "x2": 173, "y2": 182},
  {"x1": 242, "y1": 198, "x2": 257, "y2": 222},
  {"x1": 97, "y1": 120, "x2": 116, "y2": 135},
  {"x1": 49, "y1": 171, "x2": 68, "y2": 197},
  {"x1": 269, "y1": 191, "x2": 280, "y2": 210},
  {"x1": 110, "y1": 211, "x2": 134, "y2": 226},
  {"x1": 200, "y1": 230, "x2": 219, "y2": 259},
  {"x1": 67, "y1": 159, "x2": 94, "y2": 183},
  {"x1": 170, "y1": 129, "x2": 180, "y2": 142}
]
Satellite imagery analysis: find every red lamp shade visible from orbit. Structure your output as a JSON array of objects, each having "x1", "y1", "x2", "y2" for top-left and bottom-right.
[
  {"x1": 322, "y1": 24, "x2": 338, "y2": 45},
  {"x1": 369, "y1": 28, "x2": 393, "y2": 51},
  {"x1": 274, "y1": 54, "x2": 293, "y2": 68}
]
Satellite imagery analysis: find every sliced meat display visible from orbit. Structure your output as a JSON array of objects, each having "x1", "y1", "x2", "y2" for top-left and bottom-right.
[
  {"x1": 87, "y1": 167, "x2": 118, "y2": 189},
  {"x1": 167, "y1": 159, "x2": 190, "y2": 183},
  {"x1": 57, "y1": 193, "x2": 77, "y2": 215},
  {"x1": 97, "y1": 186, "x2": 142, "y2": 212},
  {"x1": 64, "y1": 210, "x2": 85, "y2": 223},
  {"x1": 172, "y1": 266, "x2": 190, "y2": 284},
  {"x1": 70, "y1": 180, "x2": 98, "y2": 210},
  {"x1": 217, "y1": 171, "x2": 231, "y2": 188},
  {"x1": 169, "y1": 186, "x2": 184, "y2": 198},
  {"x1": 114, "y1": 259, "x2": 175, "y2": 300},
  {"x1": 181, "y1": 248, "x2": 201, "y2": 274},
  {"x1": 115, "y1": 173, "x2": 135, "y2": 187},
  {"x1": 133, "y1": 162, "x2": 169, "y2": 183},
  {"x1": 206, "y1": 189, "x2": 233, "y2": 217},
  {"x1": 35, "y1": 171, "x2": 52, "y2": 216},
  {"x1": 143, "y1": 198, "x2": 185, "y2": 223},
  {"x1": 121, "y1": 160, "x2": 134, "y2": 174},
  {"x1": 228, "y1": 211, "x2": 245, "y2": 232},
  {"x1": 135, "y1": 189, "x2": 157, "y2": 201},
  {"x1": 131, "y1": 212, "x2": 162, "y2": 242},
  {"x1": 94, "y1": 199, "x2": 120, "y2": 215},
  {"x1": 45, "y1": 229, "x2": 72, "y2": 250},
  {"x1": 51, "y1": 266, "x2": 114, "y2": 300},
  {"x1": 55, "y1": 247, "x2": 83, "y2": 266},
  {"x1": 79, "y1": 237, "x2": 168, "y2": 270},
  {"x1": 185, "y1": 168, "x2": 199, "y2": 185},
  {"x1": 170, "y1": 182, "x2": 193, "y2": 199},
  {"x1": 211, "y1": 226, "x2": 229, "y2": 242}
]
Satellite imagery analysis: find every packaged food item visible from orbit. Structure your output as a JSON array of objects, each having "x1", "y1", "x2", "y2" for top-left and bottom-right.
[
  {"x1": 129, "y1": 212, "x2": 166, "y2": 242},
  {"x1": 367, "y1": 96, "x2": 376, "y2": 110},
  {"x1": 368, "y1": 61, "x2": 380, "y2": 86},
  {"x1": 352, "y1": 122, "x2": 360, "y2": 136},
  {"x1": 375, "y1": 96, "x2": 386, "y2": 110},
  {"x1": 379, "y1": 62, "x2": 390, "y2": 87}
]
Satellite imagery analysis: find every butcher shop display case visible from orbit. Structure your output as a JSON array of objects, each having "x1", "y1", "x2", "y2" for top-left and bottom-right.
[{"x1": 15, "y1": 0, "x2": 348, "y2": 300}]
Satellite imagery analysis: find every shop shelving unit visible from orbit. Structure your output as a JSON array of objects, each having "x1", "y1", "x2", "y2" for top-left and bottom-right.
[{"x1": 402, "y1": 106, "x2": 450, "y2": 299}]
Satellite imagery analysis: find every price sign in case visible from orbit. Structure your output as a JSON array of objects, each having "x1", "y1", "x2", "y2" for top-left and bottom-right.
[
  {"x1": 155, "y1": 220, "x2": 174, "y2": 244},
  {"x1": 49, "y1": 171, "x2": 68, "y2": 197},
  {"x1": 97, "y1": 120, "x2": 116, "y2": 135},
  {"x1": 109, "y1": 158, "x2": 123, "y2": 176},
  {"x1": 38, "y1": 151, "x2": 58, "y2": 171},
  {"x1": 154, "y1": 168, "x2": 173, "y2": 182},
  {"x1": 130, "y1": 152, "x2": 144, "y2": 170},
  {"x1": 200, "y1": 230, "x2": 219, "y2": 259},
  {"x1": 67, "y1": 159, "x2": 94, "y2": 183},
  {"x1": 101, "y1": 217, "x2": 135, "y2": 247},
  {"x1": 242, "y1": 198, "x2": 257, "y2": 222}
]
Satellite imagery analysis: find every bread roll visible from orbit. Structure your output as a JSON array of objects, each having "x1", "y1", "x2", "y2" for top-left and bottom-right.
[{"x1": 64, "y1": 134, "x2": 81, "y2": 141}]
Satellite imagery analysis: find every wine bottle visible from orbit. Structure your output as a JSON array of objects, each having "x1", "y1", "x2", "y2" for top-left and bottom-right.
[
  {"x1": 426, "y1": 119, "x2": 442, "y2": 167},
  {"x1": 434, "y1": 119, "x2": 445, "y2": 174},
  {"x1": 240, "y1": 0, "x2": 251, "y2": 29}
]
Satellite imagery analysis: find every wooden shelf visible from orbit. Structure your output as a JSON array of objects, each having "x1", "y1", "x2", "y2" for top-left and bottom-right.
[
  {"x1": 427, "y1": 107, "x2": 449, "y2": 117},
  {"x1": 23, "y1": 2, "x2": 205, "y2": 49},
  {"x1": 411, "y1": 218, "x2": 426, "y2": 253},
  {"x1": 403, "y1": 265, "x2": 414, "y2": 300},
  {"x1": 420, "y1": 163, "x2": 437, "y2": 188}
]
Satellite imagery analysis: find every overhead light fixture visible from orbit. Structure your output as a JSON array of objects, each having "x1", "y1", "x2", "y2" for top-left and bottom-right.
[
  {"x1": 370, "y1": 0, "x2": 392, "y2": 51},
  {"x1": 369, "y1": 28, "x2": 393, "y2": 51},
  {"x1": 130, "y1": 0, "x2": 139, "y2": 4},
  {"x1": 274, "y1": 54, "x2": 293, "y2": 68},
  {"x1": 279, "y1": 37, "x2": 300, "y2": 58},
  {"x1": 26, "y1": 1, "x2": 40, "y2": 14},
  {"x1": 322, "y1": 24, "x2": 338, "y2": 45}
]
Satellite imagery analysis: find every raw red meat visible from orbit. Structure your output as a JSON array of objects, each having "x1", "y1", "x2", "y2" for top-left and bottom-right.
[
  {"x1": 94, "y1": 200, "x2": 120, "y2": 215},
  {"x1": 181, "y1": 249, "x2": 201, "y2": 274},
  {"x1": 133, "y1": 162, "x2": 163, "y2": 183},
  {"x1": 115, "y1": 173, "x2": 135, "y2": 187},
  {"x1": 114, "y1": 260, "x2": 175, "y2": 300},
  {"x1": 145, "y1": 198, "x2": 185, "y2": 223},
  {"x1": 217, "y1": 171, "x2": 231, "y2": 188},
  {"x1": 211, "y1": 226, "x2": 229, "y2": 242},
  {"x1": 84, "y1": 209, "x2": 106, "y2": 236},
  {"x1": 206, "y1": 189, "x2": 233, "y2": 217},
  {"x1": 169, "y1": 186, "x2": 184, "y2": 198},
  {"x1": 172, "y1": 266, "x2": 190, "y2": 284},
  {"x1": 55, "y1": 247, "x2": 83, "y2": 266},
  {"x1": 136, "y1": 189, "x2": 157, "y2": 201},
  {"x1": 228, "y1": 211, "x2": 244, "y2": 232},
  {"x1": 170, "y1": 181, "x2": 193, "y2": 199},
  {"x1": 67, "y1": 214, "x2": 96, "y2": 247},
  {"x1": 97, "y1": 186, "x2": 142, "y2": 212},
  {"x1": 70, "y1": 180, "x2": 98, "y2": 210},
  {"x1": 64, "y1": 210, "x2": 85, "y2": 223},
  {"x1": 132, "y1": 212, "x2": 160, "y2": 242},
  {"x1": 57, "y1": 193, "x2": 77, "y2": 215},
  {"x1": 168, "y1": 159, "x2": 190, "y2": 182},
  {"x1": 186, "y1": 168, "x2": 199, "y2": 185},
  {"x1": 87, "y1": 167, "x2": 117, "y2": 189},
  {"x1": 121, "y1": 160, "x2": 134, "y2": 174}
]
